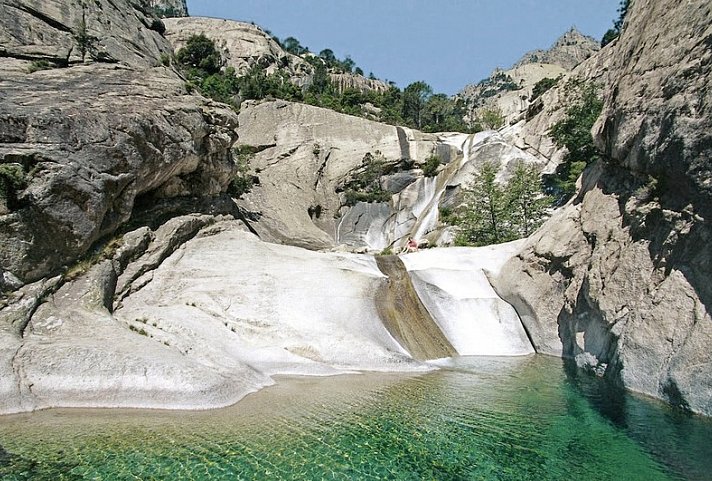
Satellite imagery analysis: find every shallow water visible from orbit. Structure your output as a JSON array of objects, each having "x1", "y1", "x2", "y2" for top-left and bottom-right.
[{"x1": 0, "y1": 356, "x2": 710, "y2": 481}]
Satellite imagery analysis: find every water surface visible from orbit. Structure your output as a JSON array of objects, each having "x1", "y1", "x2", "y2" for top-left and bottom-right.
[{"x1": 0, "y1": 356, "x2": 710, "y2": 480}]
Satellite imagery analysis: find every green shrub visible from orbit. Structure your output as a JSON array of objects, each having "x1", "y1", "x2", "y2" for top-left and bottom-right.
[
  {"x1": 341, "y1": 151, "x2": 398, "y2": 206},
  {"x1": 421, "y1": 155, "x2": 442, "y2": 177},
  {"x1": 545, "y1": 80, "x2": 603, "y2": 202},
  {"x1": 227, "y1": 145, "x2": 256, "y2": 198},
  {"x1": 64, "y1": 236, "x2": 124, "y2": 281},
  {"x1": 472, "y1": 107, "x2": 505, "y2": 131},
  {"x1": 176, "y1": 34, "x2": 222, "y2": 75},
  {"x1": 149, "y1": 19, "x2": 166, "y2": 35},
  {"x1": 74, "y1": 12, "x2": 97, "y2": 61},
  {"x1": 0, "y1": 164, "x2": 27, "y2": 211},
  {"x1": 159, "y1": 53, "x2": 171, "y2": 67},
  {"x1": 601, "y1": 0, "x2": 631, "y2": 46},
  {"x1": 531, "y1": 76, "x2": 561, "y2": 102},
  {"x1": 28, "y1": 60, "x2": 52, "y2": 73}
]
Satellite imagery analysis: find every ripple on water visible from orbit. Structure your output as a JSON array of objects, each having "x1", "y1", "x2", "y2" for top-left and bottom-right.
[{"x1": 0, "y1": 356, "x2": 711, "y2": 481}]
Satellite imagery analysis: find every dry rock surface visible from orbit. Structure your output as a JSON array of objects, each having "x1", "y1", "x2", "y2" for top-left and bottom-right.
[
  {"x1": 0, "y1": 218, "x2": 530, "y2": 414},
  {"x1": 495, "y1": 0, "x2": 712, "y2": 415},
  {"x1": 0, "y1": 1, "x2": 239, "y2": 284}
]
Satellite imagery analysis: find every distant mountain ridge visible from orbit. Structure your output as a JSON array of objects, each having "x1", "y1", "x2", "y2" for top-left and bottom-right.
[
  {"x1": 514, "y1": 28, "x2": 600, "y2": 70},
  {"x1": 457, "y1": 28, "x2": 600, "y2": 126}
]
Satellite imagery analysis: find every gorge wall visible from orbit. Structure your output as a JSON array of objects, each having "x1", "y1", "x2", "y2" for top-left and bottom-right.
[
  {"x1": 495, "y1": 0, "x2": 712, "y2": 415},
  {"x1": 0, "y1": 0, "x2": 710, "y2": 417},
  {"x1": 0, "y1": 1, "x2": 536, "y2": 415}
]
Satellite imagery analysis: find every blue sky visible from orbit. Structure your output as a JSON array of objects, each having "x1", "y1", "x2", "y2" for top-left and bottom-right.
[{"x1": 186, "y1": 0, "x2": 620, "y2": 95}]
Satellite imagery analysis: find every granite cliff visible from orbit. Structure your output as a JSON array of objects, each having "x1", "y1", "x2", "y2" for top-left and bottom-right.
[
  {"x1": 495, "y1": 0, "x2": 712, "y2": 415},
  {"x1": 0, "y1": 0, "x2": 710, "y2": 416}
]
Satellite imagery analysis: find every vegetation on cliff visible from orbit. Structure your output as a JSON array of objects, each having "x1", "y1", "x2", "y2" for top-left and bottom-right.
[
  {"x1": 175, "y1": 34, "x2": 473, "y2": 133},
  {"x1": 601, "y1": 0, "x2": 632, "y2": 46},
  {"x1": 544, "y1": 79, "x2": 603, "y2": 202}
]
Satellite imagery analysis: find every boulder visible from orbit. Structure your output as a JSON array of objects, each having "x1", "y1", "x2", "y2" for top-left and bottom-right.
[{"x1": 0, "y1": 1, "x2": 240, "y2": 284}]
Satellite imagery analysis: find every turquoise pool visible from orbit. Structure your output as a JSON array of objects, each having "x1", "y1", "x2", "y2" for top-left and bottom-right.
[{"x1": 0, "y1": 356, "x2": 710, "y2": 480}]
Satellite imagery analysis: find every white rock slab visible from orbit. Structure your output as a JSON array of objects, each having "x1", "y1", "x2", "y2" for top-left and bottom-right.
[
  {"x1": 116, "y1": 229, "x2": 425, "y2": 379},
  {"x1": 400, "y1": 243, "x2": 534, "y2": 356}
]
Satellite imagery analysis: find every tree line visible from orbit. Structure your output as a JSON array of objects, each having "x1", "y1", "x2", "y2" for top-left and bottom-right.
[
  {"x1": 174, "y1": 34, "x2": 473, "y2": 133},
  {"x1": 175, "y1": 34, "x2": 603, "y2": 248}
]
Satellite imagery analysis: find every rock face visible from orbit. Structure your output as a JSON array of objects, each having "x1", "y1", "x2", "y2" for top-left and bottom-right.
[
  {"x1": 164, "y1": 17, "x2": 312, "y2": 83},
  {"x1": 1, "y1": 216, "x2": 530, "y2": 414},
  {"x1": 235, "y1": 100, "x2": 443, "y2": 250},
  {"x1": 458, "y1": 28, "x2": 600, "y2": 125},
  {"x1": 163, "y1": 17, "x2": 389, "y2": 93},
  {"x1": 235, "y1": 101, "x2": 548, "y2": 253},
  {"x1": 495, "y1": 0, "x2": 712, "y2": 415},
  {"x1": 329, "y1": 73, "x2": 390, "y2": 94},
  {"x1": 149, "y1": 0, "x2": 188, "y2": 17},
  {"x1": 0, "y1": 0, "x2": 172, "y2": 67},
  {"x1": 0, "y1": 1, "x2": 239, "y2": 284}
]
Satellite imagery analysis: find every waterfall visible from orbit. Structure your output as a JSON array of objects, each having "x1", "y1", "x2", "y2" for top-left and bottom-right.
[{"x1": 401, "y1": 244, "x2": 534, "y2": 356}]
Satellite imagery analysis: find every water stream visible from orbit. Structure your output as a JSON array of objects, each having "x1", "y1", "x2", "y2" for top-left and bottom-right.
[{"x1": 1, "y1": 356, "x2": 710, "y2": 481}]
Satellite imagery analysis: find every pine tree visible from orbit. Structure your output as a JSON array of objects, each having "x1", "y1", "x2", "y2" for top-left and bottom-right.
[
  {"x1": 506, "y1": 162, "x2": 553, "y2": 237},
  {"x1": 450, "y1": 161, "x2": 552, "y2": 246},
  {"x1": 454, "y1": 161, "x2": 511, "y2": 246}
]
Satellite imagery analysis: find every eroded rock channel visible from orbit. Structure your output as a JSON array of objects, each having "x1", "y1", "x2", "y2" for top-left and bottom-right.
[{"x1": 375, "y1": 255, "x2": 456, "y2": 360}]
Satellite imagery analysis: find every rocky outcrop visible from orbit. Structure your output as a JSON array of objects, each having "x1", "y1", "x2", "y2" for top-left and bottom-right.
[
  {"x1": 0, "y1": 1, "x2": 239, "y2": 284},
  {"x1": 1, "y1": 214, "x2": 531, "y2": 414},
  {"x1": 458, "y1": 28, "x2": 600, "y2": 126},
  {"x1": 164, "y1": 17, "x2": 312, "y2": 83},
  {"x1": 149, "y1": 0, "x2": 188, "y2": 17},
  {"x1": 329, "y1": 72, "x2": 389, "y2": 94},
  {"x1": 514, "y1": 28, "x2": 600, "y2": 70},
  {"x1": 234, "y1": 99, "x2": 445, "y2": 250},
  {"x1": 495, "y1": 0, "x2": 712, "y2": 415}
]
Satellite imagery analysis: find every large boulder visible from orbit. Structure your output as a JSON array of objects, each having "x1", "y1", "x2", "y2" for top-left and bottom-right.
[
  {"x1": 0, "y1": 1, "x2": 239, "y2": 284},
  {"x1": 495, "y1": 0, "x2": 712, "y2": 415}
]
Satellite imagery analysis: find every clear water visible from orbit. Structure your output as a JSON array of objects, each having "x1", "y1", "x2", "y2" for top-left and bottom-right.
[{"x1": 0, "y1": 356, "x2": 710, "y2": 481}]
